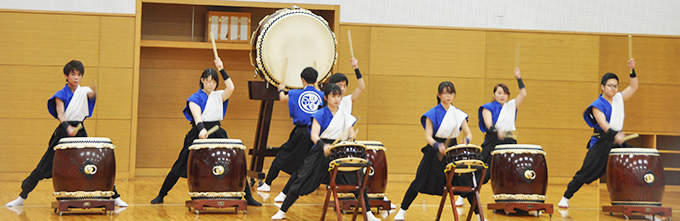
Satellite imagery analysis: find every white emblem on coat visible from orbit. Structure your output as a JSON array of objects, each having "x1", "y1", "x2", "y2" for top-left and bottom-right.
[{"x1": 299, "y1": 91, "x2": 322, "y2": 114}]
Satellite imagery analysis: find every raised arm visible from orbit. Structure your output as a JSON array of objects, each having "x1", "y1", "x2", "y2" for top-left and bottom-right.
[
  {"x1": 621, "y1": 58, "x2": 638, "y2": 101},
  {"x1": 189, "y1": 102, "x2": 208, "y2": 139},
  {"x1": 214, "y1": 58, "x2": 234, "y2": 101},
  {"x1": 277, "y1": 83, "x2": 289, "y2": 102},
  {"x1": 87, "y1": 79, "x2": 97, "y2": 99},
  {"x1": 513, "y1": 67, "x2": 527, "y2": 107},
  {"x1": 349, "y1": 58, "x2": 365, "y2": 102}
]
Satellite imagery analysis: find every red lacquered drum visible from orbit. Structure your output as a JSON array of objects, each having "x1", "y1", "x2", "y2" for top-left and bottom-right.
[
  {"x1": 490, "y1": 144, "x2": 547, "y2": 203},
  {"x1": 607, "y1": 148, "x2": 665, "y2": 207},
  {"x1": 52, "y1": 137, "x2": 116, "y2": 200},
  {"x1": 250, "y1": 6, "x2": 336, "y2": 89},
  {"x1": 187, "y1": 139, "x2": 247, "y2": 200},
  {"x1": 356, "y1": 141, "x2": 388, "y2": 197}
]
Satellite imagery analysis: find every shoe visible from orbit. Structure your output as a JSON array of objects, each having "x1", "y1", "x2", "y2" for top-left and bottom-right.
[
  {"x1": 455, "y1": 196, "x2": 465, "y2": 207},
  {"x1": 257, "y1": 183, "x2": 271, "y2": 192},
  {"x1": 150, "y1": 195, "x2": 164, "y2": 204},
  {"x1": 271, "y1": 210, "x2": 286, "y2": 220},
  {"x1": 558, "y1": 196, "x2": 569, "y2": 208},
  {"x1": 476, "y1": 214, "x2": 488, "y2": 221},
  {"x1": 384, "y1": 196, "x2": 396, "y2": 210},
  {"x1": 366, "y1": 211, "x2": 381, "y2": 221},
  {"x1": 274, "y1": 192, "x2": 286, "y2": 202},
  {"x1": 114, "y1": 197, "x2": 128, "y2": 207},
  {"x1": 5, "y1": 197, "x2": 24, "y2": 207},
  {"x1": 394, "y1": 208, "x2": 406, "y2": 220}
]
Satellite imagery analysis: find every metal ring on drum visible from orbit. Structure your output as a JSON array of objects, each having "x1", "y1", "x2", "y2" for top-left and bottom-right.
[
  {"x1": 250, "y1": 7, "x2": 337, "y2": 89},
  {"x1": 607, "y1": 148, "x2": 665, "y2": 207},
  {"x1": 490, "y1": 144, "x2": 548, "y2": 204}
]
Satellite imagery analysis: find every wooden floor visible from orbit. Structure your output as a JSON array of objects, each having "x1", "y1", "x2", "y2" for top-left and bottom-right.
[{"x1": 1, "y1": 176, "x2": 678, "y2": 221}]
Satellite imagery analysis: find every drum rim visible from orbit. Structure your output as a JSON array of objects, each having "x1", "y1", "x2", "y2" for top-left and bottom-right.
[
  {"x1": 495, "y1": 144, "x2": 543, "y2": 149},
  {"x1": 444, "y1": 145, "x2": 482, "y2": 153},
  {"x1": 254, "y1": 7, "x2": 336, "y2": 90},
  {"x1": 54, "y1": 137, "x2": 115, "y2": 149},
  {"x1": 609, "y1": 147, "x2": 659, "y2": 155},
  {"x1": 330, "y1": 141, "x2": 367, "y2": 150},
  {"x1": 354, "y1": 140, "x2": 384, "y2": 146}
]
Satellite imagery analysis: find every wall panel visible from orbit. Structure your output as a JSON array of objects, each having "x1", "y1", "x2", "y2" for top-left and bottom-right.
[{"x1": 100, "y1": 16, "x2": 135, "y2": 68}]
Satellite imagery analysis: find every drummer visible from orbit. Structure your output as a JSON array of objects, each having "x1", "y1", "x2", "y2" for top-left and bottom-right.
[
  {"x1": 456, "y1": 67, "x2": 527, "y2": 207},
  {"x1": 394, "y1": 81, "x2": 481, "y2": 221},
  {"x1": 327, "y1": 57, "x2": 366, "y2": 113},
  {"x1": 5, "y1": 60, "x2": 128, "y2": 208},
  {"x1": 258, "y1": 68, "x2": 323, "y2": 195},
  {"x1": 558, "y1": 59, "x2": 638, "y2": 208},
  {"x1": 271, "y1": 84, "x2": 380, "y2": 221},
  {"x1": 150, "y1": 57, "x2": 261, "y2": 206}
]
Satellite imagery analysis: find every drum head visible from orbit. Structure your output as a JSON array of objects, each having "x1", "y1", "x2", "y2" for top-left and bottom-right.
[
  {"x1": 189, "y1": 138, "x2": 246, "y2": 150},
  {"x1": 54, "y1": 137, "x2": 115, "y2": 150},
  {"x1": 444, "y1": 144, "x2": 482, "y2": 154},
  {"x1": 253, "y1": 7, "x2": 336, "y2": 89},
  {"x1": 609, "y1": 147, "x2": 659, "y2": 155},
  {"x1": 355, "y1": 140, "x2": 385, "y2": 151}
]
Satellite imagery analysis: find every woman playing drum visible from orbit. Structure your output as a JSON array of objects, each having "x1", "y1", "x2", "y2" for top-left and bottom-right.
[
  {"x1": 395, "y1": 81, "x2": 483, "y2": 221},
  {"x1": 149, "y1": 57, "x2": 260, "y2": 206},
  {"x1": 558, "y1": 59, "x2": 638, "y2": 208},
  {"x1": 271, "y1": 84, "x2": 380, "y2": 221}
]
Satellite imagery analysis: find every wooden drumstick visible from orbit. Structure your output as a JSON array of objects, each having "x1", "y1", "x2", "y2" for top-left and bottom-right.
[
  {"x1": 205, "y1": 125, "x2": 220, "y2": 137},
  {"x1": 348, "y1": 30, "x2": 355, "y2": 58},
  {"x1": 280, "y1": 56, "x2": 288, "y2": 86},
  {"x1": 72, "y1": 123, "x2": 83, "y2": 134},
  {"x1": 515, "y1": 42, "x2": 521, "y2": 67},
  {"x1": 210, "y1": 32, "x2": 219, "y2": 59},
  {"x1": 628, "y1": 35, "x2": 633, "y2": 74},
  {"x1": 623, "y1": 133, "x2": 639, "y2": 141}
]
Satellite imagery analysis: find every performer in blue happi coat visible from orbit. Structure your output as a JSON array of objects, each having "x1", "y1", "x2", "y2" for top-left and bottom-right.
[
  {"x1": 6, "y1": 60, "x2": 127, "y2": 207},
  {"x1": 559, "y1": 59, "x2": 638, "y2": 208}
]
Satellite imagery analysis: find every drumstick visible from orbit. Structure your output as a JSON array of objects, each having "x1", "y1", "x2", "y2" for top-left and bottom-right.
[
  {"x1": 210, "y1": 32, "x2": 219, "y2": 59},
  {"x1": 280, "y1": 56, "x2": 288, "y2": 86},
  {"x1": 350, "y1": 128, "x2": 359, "y2": 142},
  {"x1": 628, "y1": 35, "x2": 633, "y2": 74},
  {"x1": 205, "y1": 125, "x2": 219, "y2": 137},
  {"x1": 515, "y1": 42, "x2": 521, "y2": 67},
  {"x1": 72, "y1": 123, "x2": 83, "y2": 134},
  {"x1": 348, "y1": 30, "x2": 355, "y2": 58},
  {"x1": 623, "y1": 133, "x2": 639, "y2": 141}
]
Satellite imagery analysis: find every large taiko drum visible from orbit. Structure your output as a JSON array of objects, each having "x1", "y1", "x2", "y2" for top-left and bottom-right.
[
  {"x1": 490, "y1": 144, "x2": 548, "y2": 203},
  {"x1": 607, "y1": 148, "x2": 665, "y2": 206},
  {"x1": 356, "y1": 141, "x2": 388, "y2": 197},
  {"x1": 187, "y1": 139, "x2": 247, "y2": 200},
  {"x1": 250, "y1": 6, "x2": 336, "y2": 89},
  {"x1": 52, "y1": 137, "x2": 116, "y2": 200}
]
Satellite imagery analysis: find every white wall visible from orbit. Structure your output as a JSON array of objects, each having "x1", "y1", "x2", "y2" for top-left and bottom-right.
[{"x1": 2, "y1": 0, "x2": 679, "y2": 36}]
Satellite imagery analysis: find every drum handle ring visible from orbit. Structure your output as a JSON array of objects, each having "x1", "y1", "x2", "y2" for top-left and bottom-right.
[
  {"x1": 84, "y1": 165, "x2": 97, "y2": 175},
  {"x1": 213, "y1": 165, "x2": 226, "y2": 176},
  {"x1": 362, "y1": 166, "x2": 375, "y2": 176},
  {"x1": 524, "y1": 170, "x2": 536, "y2": 180}
]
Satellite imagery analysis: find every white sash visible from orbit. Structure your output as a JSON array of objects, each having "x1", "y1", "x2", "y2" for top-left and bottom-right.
[
  {"x1": 320, "y1": 109, "x2": 356, "y2": 140},
  {"x1": 495, "y1": 99, "x2": 517, "y2": 132},
  {"x1": 434, "y1": 105, "x2": 467, "y2": 139},
  {"x1": 201, "y1": 90, "x2": 225, "y2": 121},
  {"x1": 63, "y1": 86, "x2": 92, "y2": 121},
  {"x1": 609, "y1": 92, "x2": 625, "y2": 131},
  {"x1": 338, "y1": 95, "x2": 352, "y2": 112}
]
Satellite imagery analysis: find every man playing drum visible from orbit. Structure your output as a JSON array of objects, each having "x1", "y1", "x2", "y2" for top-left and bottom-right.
[
  {"x1": 150, "y1": 57, "x2": 260, "y2": 206},
  {"x1": 558, "y1": 59, "x2": 638, "y2": 208},
  {"x1": 5, "y1": 60, "x2": 128, "y2": 208},
  {"x1": 258, "y1": 68, "x2": 323, "y2": 196},
  {"x1": 394, "y1": 81, "x2": 481, "y2": 221},
  {"x1": 271, "y1": 84, "x2": 380, "y2": 221},
  {"x1": 327, "y1": 57, "x2": 366, "y2": 113}
]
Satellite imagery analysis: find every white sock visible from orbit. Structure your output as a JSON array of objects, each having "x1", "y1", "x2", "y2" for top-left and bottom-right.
[
  {"x1": 455, "y1": 196, "x2": 465, "y2": 206},
  {"x1": 366, "y1": 211, "x2": 380, "y2": 221},
  {"x1": 114, "y1": 197, "x2": 128, "y2": 207},
  {"x1": 257, "y1": 183, "x2": 271, "y2": 192},
  {"x1": 271, "y1": 210, "x2": 286, "y2": 219},
  {"x1": 558, "y1": 196, "x2": 569, "y2": 208},
  {"x1": 394, "y1": 208, "x2": 406, "y2": 220},
  {"x1": 274, "y1": 191, "x2": 286, "y2": 202},
  {"x1": 5, "y1": 197, "x2": 25, "y2": 207}
]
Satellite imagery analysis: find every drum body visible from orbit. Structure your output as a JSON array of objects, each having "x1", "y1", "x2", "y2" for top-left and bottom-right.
[
  {"x1": 490, "y1": 144, "x2": 547, "y2": 203},
  {"x1": 445, "y1": 144, "x2": 482, "y2": 164},
  {"x1": 187, "y1": 139, "x2": 247, "y2": 199},
  {"x1": 607, "y1": 148, "x2": 665, "y2": 206},
  {"x1": 356, "y1": 141, "x2": 388, "y2": 195},
  {"x1": 250, "y1": 7, "x2": 336, "y2": 89},
  {"x1": 52, "y1": 137, "x2": 116, "y2": 200},
  {"x1": 329, "y1": 141, "x2": 366, "y2": 160}
]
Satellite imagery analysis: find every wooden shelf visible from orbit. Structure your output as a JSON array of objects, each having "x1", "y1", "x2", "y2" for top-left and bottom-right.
[
  {"x1": 141, "y1": 0, "x2": 338, "y2": 10},
  {"x1": 665, "y1": 168, "x2": 680, "y2": 172},
  {"x1": 140, "y1": 40, "x2": 252, "y2": 50},
  {"x1": 657, "y1": 150, "x2": 680, "y2": 154}
]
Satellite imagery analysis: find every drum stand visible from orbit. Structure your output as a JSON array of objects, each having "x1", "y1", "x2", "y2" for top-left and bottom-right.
[
  {"x1": 602, "y1": 205, "x2": 672, "y2": 220},
  {"x1": 334, "y1": 194, "x2": 392, "y2": 214},
  {"x1": 488, "y1": 201, "x2": 553, "y2": 217},
  {"x1": 321, "y1": 160, "x2": 372, "y2": 221},
  {"x1": 185, "y1": 198, "x2": 246, "y2": 214},
  {"x1": 52, "y1": 199, "x2": 115, "y2": 216},
  {"x1": 246, "y1": 81, "x2": 280, "y2": 186},
  {"x1": 436, "y1": 162, "x2": 488, "y2": 221}
]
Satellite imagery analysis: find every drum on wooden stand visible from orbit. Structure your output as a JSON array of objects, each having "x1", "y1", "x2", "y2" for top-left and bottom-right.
[
  {"x1": 490, "y1": 144, "x2": 548, "y2": 203},
  {"x1": 445, "y1": 144, "x2": 483, "y2": 173},
  {"x1": 250, "y1": 6, "x2": 336, "y2": 89},
  {"x1": 356, "y1": 141, "x2": 388, "y2": 199},
  {"x1": 607, "y1": 148, "x2": 665, "y2": 206},
  {"x1": 52, "y1": 137, "x2": 116, "y2": 200},
  {"x1": 187, "y1": 139, "x2": 247, "y2": 200}
]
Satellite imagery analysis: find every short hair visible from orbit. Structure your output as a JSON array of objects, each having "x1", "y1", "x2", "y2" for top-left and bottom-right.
[
  {"x1": 63, "y1": 60, "x2": 84, "y2": 76},
  {"x1": 300, "y1": 67, "x2": 318, "y2": 84},
  {"x1": 199, "y1": 68, "x2": 220, "y2": 89},
  {"x1": 324, "y1": 83, "x2": 342, "y2": 97},
  {"x1": 601, "y1": 72, "x2": 619, "y2": 85},
  {"x1": 493, "y1": 83, "x2": 510, "y2": 96},
  {"x1": 329, "y1": 73, "x2": 349, "y2": 86},
  {"x1": 436, "y1": 81, "x2": 456, "y2": 104}
]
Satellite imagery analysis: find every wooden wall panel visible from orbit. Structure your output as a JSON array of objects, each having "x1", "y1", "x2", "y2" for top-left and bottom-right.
[
  {"x1": 96, "y1": 120, "x2": 132, "y2": 172},
  {"x1": 98, "y1": 68, "x2": 133, "y2": 119},
  {"x1": 485, "y1": 32, "x2": 600, "y2": 82},
  {"x1": 624, "y1": 84, "x2": 680, "y2": 134},
  {"x1": 600, "y1": 36, "x2": 680, "y2": 86},
  {"x1": 0, "y1": 66, "x2": 71, "y2": 119},
  {"x1": 136, "y1": 118, "x2": 191, "y2": 168},
  {"x1": 100, "y1": 16, "x2": 135, "y2": 68},
  {"x1": 369, "y1": 27, "x2": 486, "y2": 78},
  {"x1": 0, "y1": 119, "x2": 60, "y2": 172},
  {"x1": 0, "y1": 12, "x2": 100, "y2": 66},
  {"x1": 513, "y1": 127, "x2": 594, "y2": 179}
]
